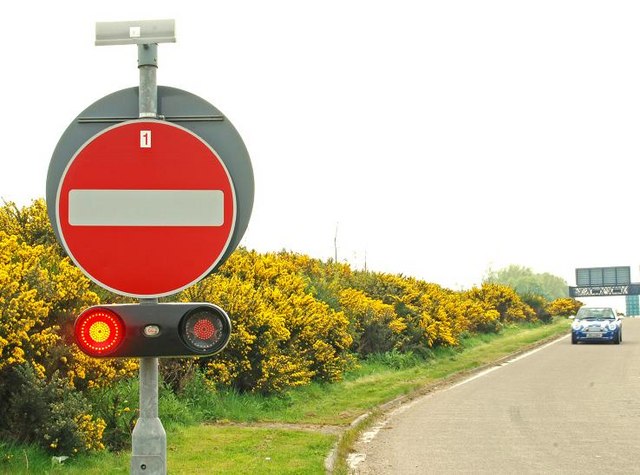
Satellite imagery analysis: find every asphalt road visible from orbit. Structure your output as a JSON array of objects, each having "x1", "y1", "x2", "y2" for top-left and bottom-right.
[{"x1": 351, "y1": 319, "x2": 640, "y2": 474}]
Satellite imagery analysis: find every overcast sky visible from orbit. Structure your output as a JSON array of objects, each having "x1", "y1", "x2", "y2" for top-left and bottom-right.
[{"x1": 3, "y1": 1, "x2": 640, "y2": 297}]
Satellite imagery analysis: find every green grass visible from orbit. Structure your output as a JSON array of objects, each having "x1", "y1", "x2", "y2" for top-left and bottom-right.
[
  {"x1": 0, "y1": 318, "x2": 570, "y2": 474},
  {"x1": 167, "y1": 426, "x2": 333, "y2": 475},
  {"x1": 0, "y1": 427, "x2": 333, "y2": 475},
  {"x1": 0, "y1": 441, "x2": 125, "y2": 474}
]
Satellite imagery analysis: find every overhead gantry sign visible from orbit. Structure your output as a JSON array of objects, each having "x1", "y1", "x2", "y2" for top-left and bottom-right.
[{"x1": 569, "y1": 266, "x2": 640, "y2": 297}]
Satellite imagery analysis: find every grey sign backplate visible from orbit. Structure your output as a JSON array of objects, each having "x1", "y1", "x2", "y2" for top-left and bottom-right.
[{"x1": 47, "y1": 86, "x2": 254, "y2": 271}]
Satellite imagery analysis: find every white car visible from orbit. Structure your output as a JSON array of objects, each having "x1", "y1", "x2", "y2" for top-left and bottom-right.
[{"x1": 571, "y1": 307, "x2": 622, "y2": 344}]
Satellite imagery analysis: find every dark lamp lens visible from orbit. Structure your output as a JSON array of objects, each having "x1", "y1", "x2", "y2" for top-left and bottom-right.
[{"x1": 180, "y1": 306, "x2": 230, "y2": 354}]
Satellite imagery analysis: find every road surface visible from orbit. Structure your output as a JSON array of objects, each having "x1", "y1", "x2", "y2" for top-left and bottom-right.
[{"x1": 351, "y1": 319, "x2": 640, "y2": 474}]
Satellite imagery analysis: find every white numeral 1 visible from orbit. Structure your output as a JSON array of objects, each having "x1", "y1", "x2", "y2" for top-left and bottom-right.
[{"x1": 140, "y1": 130, "x2": 152, "y2": 148}]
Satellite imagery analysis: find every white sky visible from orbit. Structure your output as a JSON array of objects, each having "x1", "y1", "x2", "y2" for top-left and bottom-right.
[{"x1": 3, "y1": 1, "x2": 640, "y2": 293}]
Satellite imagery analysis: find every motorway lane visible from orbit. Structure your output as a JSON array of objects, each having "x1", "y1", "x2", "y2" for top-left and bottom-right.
[{"x1": 352, "y1": 319, "x2": 640, "y2": 474}]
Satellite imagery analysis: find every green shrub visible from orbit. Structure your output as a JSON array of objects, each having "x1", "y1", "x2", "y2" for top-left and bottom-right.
[
  {"x1": 86, "y1": 378, "x2": 138, "y2": 451},
  {"x1": 521, "y1": 293, "x2": 552, "y2": 323},
  {"x1": 366, "y1": 349, "x2": 423, "y2": 370},
  {"x1": 160, "y1": 358, "x2": 198, "y2": 394},
  {"x1": 179, "y1": 371, "x2": 218, "y2": 420},
  {"x1": 0, "y1": 364, "x2": 105, "y2": 454},
  {"x1": 158, "y1": 383, "x2": 199, "y2": 428}
]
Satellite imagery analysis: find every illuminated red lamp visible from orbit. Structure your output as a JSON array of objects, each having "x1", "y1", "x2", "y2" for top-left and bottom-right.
[{"x1": 75, "y1": 307, "x2": 125, "y2": 356}]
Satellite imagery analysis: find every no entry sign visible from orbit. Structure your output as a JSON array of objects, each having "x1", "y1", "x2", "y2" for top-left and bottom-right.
[{"x1": 55, "y1": 119, "x2": 236, "y2": 298}]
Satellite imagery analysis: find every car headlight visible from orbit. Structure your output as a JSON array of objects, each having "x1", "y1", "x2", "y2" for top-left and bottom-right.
[
  {"x1": 572, "y1": 321, "x2": 583, "y2": 331},
  {"x1": 607, "y1": 322, "x2": 618, "y2": 331}
]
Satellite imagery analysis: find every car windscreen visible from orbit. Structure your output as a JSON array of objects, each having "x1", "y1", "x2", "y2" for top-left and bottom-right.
[{"x1": 576, "y1": 308, "x2": 615, "y2": 320}]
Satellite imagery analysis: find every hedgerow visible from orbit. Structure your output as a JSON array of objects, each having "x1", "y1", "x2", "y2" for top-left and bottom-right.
[{"x1": 0, "y1": 200, "x2": 574, "y2": 455}]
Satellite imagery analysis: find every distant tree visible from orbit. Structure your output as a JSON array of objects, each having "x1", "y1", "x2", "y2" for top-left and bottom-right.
[{"x1": 483, "y1": 265, "x2": 568, "y2": 301}]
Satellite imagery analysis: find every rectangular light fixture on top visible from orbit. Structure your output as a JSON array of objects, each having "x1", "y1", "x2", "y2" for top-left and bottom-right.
[{"x1": 96, "y1": 19, "x2": 176, "y2": 46}]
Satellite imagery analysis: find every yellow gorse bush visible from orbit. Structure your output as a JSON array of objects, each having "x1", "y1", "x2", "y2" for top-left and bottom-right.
[
  {"x1": 0, "y1": 233, "x2": 54, "y2": 374},
  {"x1": 341, "y1": 273, "x2": 543, "y2": 353},
  {"x1": 0, "y1": 201, "x2": 138, "y2": 390},
  {"x1": 181, "y1": 250, "x2": 547, "y2": 390},
  {"x1": 1, "y1": 199, "x2": 576, "y2": 453},
  {"x1": 465, "y1": 283, "x2": 535, "y2": 320},
  {"x1": 339, "y1": 287, "x2": 403, "y2": 354},
  {"x1": 0, "y1": 200, "x2": 139, "y2": 453},
  {"x1": 546, "y1": 297, "x2": 583, "y2": 317},
  {"x1": 75, "y1": 413, "x2": 107, "y2": 451},
  {"x1": 181, "y1": 250, "x2": 353, "y2": 393}
]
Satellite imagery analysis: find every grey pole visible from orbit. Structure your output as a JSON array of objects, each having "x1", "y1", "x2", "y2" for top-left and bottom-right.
[
  {"x1": 131, "y1": 352, "x2": 166, "y2": 474},
  {"x1": 130, "y1": 44, "x2": 166, "y2": 474},
  {"x1": 138, "y1": 44, "x2": 158, "y2": 118}
]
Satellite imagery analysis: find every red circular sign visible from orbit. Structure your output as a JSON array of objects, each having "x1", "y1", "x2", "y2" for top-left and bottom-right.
[{"x1": 56, "y1": 120, "x2": 236, "y2": 298}]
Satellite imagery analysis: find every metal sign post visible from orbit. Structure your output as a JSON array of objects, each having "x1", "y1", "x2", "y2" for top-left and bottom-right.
[
  {"x1": 95, "y1": 20, "x2": 175, "y2": 475},
  {"x1": 131, "y1": 351, "x2": 166, "y2": 474},
  {"x1": 132, "y1": 40, "x2": 164, "y2": 474}
]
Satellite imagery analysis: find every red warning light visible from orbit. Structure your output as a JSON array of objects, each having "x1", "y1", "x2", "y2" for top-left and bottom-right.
[
  {"x1": 75, "y1": 307, "x2": 125, "y2": 356},
  {"x1": 72, "y1": 303, "x2": 230, "y2": 358}
]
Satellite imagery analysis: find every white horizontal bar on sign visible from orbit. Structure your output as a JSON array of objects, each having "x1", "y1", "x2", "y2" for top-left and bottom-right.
[{"x1": 68, "y1": 189, "x2": 224, "y2": 226}]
